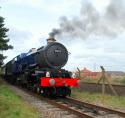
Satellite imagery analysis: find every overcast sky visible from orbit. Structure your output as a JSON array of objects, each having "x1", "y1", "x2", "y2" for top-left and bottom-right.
[{"x1": 1, "y1": 0, "x2": 125, "y2": 71}]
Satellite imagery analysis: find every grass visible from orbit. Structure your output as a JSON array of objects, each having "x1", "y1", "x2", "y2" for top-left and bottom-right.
[
  {"x1": 112, "y1": 77, "x2": 125, "y2": 85},
  {"x1": 71, "y1": 88, "x2": 125, "y2": 109},
  {"x1": 0, "y1": 79, "x2": 40, "y2": 118}
]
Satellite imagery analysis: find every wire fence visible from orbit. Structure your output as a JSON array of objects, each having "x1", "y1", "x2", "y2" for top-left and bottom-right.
[{"x1": 75, "y1": 66, "x2": 125, "y2": 85}]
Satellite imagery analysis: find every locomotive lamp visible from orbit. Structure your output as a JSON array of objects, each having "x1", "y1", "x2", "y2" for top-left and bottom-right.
[
  {"x1": 46, "y1": 71, "x2": 50, "y2": 77},
  {"x1": 72, "y1": 72, "x2": 76, "y2": 78}
]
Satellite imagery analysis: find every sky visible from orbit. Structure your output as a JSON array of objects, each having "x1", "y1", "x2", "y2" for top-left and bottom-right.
[{"x1": 1, "y1": 0, "x2": 125, "y2": 72}]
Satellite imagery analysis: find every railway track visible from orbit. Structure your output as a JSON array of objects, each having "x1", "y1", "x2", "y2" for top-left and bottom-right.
[
  {"x1": 18, "y1": 87, "x2": 125, "y2": 118},
  {"x1": 64, "y1": 97, "x2": 125, "y2": 117},
  {"x1": 43, "y1": 97, "x2": 125, "y2": 118}
]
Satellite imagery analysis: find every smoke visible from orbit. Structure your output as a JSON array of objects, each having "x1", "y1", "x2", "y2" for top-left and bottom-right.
[
  {"x1": 49, "y1": 0, "x2": 125, "y2": 39},
  {"x1": 49, "y1": 29, "x2": 61, "y2": 37}
]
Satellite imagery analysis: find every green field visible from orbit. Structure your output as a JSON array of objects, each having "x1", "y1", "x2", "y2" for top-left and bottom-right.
[
  {"x1": 0, "y1": 80, "x2": 40, "y2": 118},
  {"x1": 71, "y1": 88, "x2": 125, "y2": 109}
]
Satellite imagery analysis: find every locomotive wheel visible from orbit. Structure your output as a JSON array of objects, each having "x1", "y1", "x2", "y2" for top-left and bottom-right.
[{"x1": 32, "y1": 84, "x2": 37, "y2": 93}]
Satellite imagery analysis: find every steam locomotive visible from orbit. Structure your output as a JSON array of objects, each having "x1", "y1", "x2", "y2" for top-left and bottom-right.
[{"x1": 3, "y1": 37, "x2": 80, "y2": 97}]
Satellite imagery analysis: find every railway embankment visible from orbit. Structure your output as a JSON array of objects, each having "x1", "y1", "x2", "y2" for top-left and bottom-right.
[{"x1": 0, "y1": 79, "x2": 40, "y2": 118}]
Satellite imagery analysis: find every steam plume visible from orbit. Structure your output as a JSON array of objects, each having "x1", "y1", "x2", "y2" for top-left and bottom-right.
[{"x1": 49, "y1": 0, "x2": 125, "y2": 39}]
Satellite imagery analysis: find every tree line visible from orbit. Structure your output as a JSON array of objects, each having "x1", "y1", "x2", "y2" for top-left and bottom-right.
[{"x1": 0, "y1": 8, "x2": 13, "y2": 66}]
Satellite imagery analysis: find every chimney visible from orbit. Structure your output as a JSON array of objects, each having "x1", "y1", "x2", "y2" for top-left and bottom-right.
[{"x1": 47, "y1": 36, "x2": 56, "y2": 44}]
